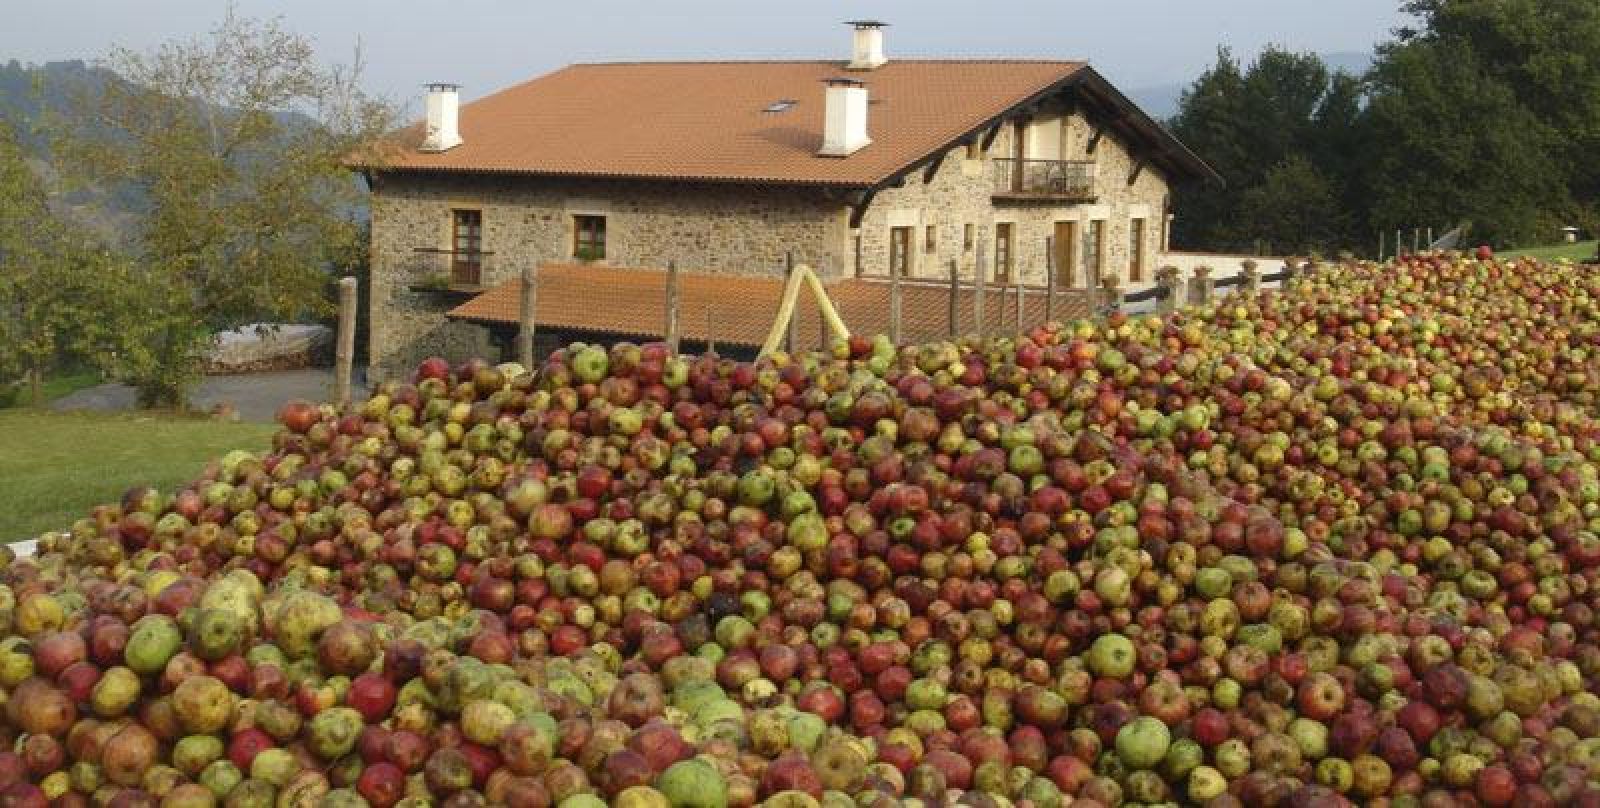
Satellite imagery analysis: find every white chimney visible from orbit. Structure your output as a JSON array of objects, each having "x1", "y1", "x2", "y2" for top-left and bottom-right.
[
  {"x1": 818, "y1": 78, "x2": 871, "y2": 157},
  {"x1": 420, "y1": 83, "x2": 463, "y2": 153},
  {"x1": 846, "y1": 21, "x2": 888, "y2": 70}
]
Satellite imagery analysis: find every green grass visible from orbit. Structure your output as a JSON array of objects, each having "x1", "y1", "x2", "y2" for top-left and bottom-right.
[
  {"x1": 0, "y1": 369, "x2": 105, "y2": 408},
  {"x1": 1500, "y1": 240, "x2": 1598, "y2": 262},
  {"x1": 0, "y1": 410, "x2": 276, "y2": 541}
]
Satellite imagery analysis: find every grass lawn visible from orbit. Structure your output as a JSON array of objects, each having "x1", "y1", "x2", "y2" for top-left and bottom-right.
[
  {"x1": 1500, "y1": 240, "x2": 1598, "y2": 262},
  {"x1": 0, "y1": 410, "x2": 277, "y2": 542},
  {"x1": 0, "y1": 369, "x2": 105, "y2": 408}
]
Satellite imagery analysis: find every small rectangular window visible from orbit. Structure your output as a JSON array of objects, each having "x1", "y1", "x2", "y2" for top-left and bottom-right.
[
  {"x1": 995, "y1": 223, "x2": 1014, "y2": 283},
  {"x1": 1129, "y1": 218, "x2": 1146, "y2": 283},
  {"x1": 889, "y1": 226, "x2": 912, "y2": 277},
  {"x1": 574, "y1": 215, "x2": 606, "y2": 260},
  {"x1": 964, "y1": 223, "x2": 975, "y2": 250},
  {"x1": 925, "y1": 224, "x2": 937, "y2": 253}
]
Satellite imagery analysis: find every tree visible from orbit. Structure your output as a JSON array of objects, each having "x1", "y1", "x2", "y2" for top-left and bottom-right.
[
  {"x1": 0, "y1": 121, "x2": 158, "y2": 403},
  {"x1": 1363, "y1": 39, "x2": 1568, "y2": 246},
  {"x1": 1168, "y1": 48, "x2": 1365, "y2": 253},
  {"x1": 52, "y1": 10, "x2": 390, "y2": 407},
  {"x1": 1236, "y1": 156, "x2": 1346, "y2": 255}
]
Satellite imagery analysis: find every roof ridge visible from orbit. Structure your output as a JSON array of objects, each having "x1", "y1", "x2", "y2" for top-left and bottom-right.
[{"x1": 568, "y1": 58, "x2": 1087, "y2": 66}]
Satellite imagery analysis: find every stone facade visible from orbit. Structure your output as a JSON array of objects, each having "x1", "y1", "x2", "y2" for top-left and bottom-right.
[{"x1": 367, "y1": 106, "x2": 1177, "y2": 378}]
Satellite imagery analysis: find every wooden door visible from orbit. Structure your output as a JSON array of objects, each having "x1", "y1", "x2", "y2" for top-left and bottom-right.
[
  {"x1": 1054, "y1": 221, "x2": 1079, "y2": 287},
  {"x1": 889, "y1": 226, "x2": 912, "y2": 277}
]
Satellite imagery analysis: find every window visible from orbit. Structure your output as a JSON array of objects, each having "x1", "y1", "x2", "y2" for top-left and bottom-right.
[
  {"x1": 574, "y1": 215, "x2": 606, "y2": 260},
  {"x1": 994, "y1": 223, "x2": 1014, "y2": 283},
  {"x1": 451, "y1": 209, "x2": 482, "y2": 285},
  {"x1": 1129, "y1": 218, "x2": 1146, "y2": 283},
  {"x1": 925, "y1": 224, "x2": 937, "y2": 253},
  {"x1": 963, "y1": 224, "x2": 975, "y2": 250},
  {"x1": 1084, "y1": 220, "x2": 1105, "y2": 283},
  {"x1": 1054, "y1": 221, "x2": 1079, "y2": 287},
  {"x1": 889, "y1": 226, "x2": 912, "y2": 277}
]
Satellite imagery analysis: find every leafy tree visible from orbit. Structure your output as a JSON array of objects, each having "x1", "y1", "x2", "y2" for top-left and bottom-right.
[
  {"x1": 1237, "y1": 156, "x2": 1347, "y2": 255},
  {"x1": 0, "y1": 121, "x2": 158, "y2": 403},
  {"x1": 52, "y1": 11, "x2": 390, "y2": 406},
  {"x1": 1364, "y1": 35, "x2": 1570, "y2": 245},
  {"x1": 1169, "y1": 48, "x2": 1364, "y2": 253}
]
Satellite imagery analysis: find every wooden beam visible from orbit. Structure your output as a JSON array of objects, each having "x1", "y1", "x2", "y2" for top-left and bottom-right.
[
  {"x1": 922, "y1": 151, "x2": 947, "y2": 184},
  {"x1": 848, "y1": 188, "x2": 878, "y2": 229},
  {"x1": 1127, "y1": 157, "x2": 1146, "y2": 186},
  {"x1": 980, "y1": 125, "x2": 1002, "y2": 152},
  {"x1": 1086, "y1": 125, "x2": 1105, "y2": 154}
]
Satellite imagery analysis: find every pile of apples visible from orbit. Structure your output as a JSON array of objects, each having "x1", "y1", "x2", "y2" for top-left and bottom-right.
[{"x1": 2, "y1": 250, "x2": 1599, "y2": 807}]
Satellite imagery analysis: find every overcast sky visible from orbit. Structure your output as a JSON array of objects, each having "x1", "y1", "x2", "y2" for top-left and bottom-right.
[{"x1": 8, "y1": 1, "x2": 1412, "y2": 113}]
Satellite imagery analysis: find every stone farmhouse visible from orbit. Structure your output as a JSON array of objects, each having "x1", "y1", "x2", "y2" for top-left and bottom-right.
[{"x1": 356, "y1": 23, "x2": 1218, "y2": 379}]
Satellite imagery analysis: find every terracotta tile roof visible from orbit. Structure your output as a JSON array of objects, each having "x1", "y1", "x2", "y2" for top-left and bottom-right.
[
  {"x1": 372, "y1": 60, "x2": 1087, "y2": 186},
  {"x1": 448, "y1": 264, "x2": 1091, "y2": 348}
]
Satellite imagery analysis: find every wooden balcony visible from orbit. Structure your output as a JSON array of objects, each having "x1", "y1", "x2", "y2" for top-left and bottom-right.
[{"x1": 991, "y1": 158, "x2": 1097, "y2": 203}]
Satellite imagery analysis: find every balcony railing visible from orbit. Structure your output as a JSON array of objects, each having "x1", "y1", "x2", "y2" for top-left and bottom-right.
[
  {"x1": 991, "y1": 158, "x2": 1097, "y2": 202},
  {"x1": 410, "y1": 247, "x2": 494, "y2": 289}
]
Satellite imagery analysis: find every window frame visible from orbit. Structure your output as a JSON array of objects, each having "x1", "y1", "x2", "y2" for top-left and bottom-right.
[
  {"x1": 1084, "y1": 219, "x2": 1105, "y2": 283},
  {"x1": 573, "y1": 214, "x2": 607, "y2": 260},
  {"x1": 963, "y1": 224, "x2": 975, "y2": 251},
  {"x1": 925, "y1": 224, "x2": 937, "y2": 253},
  {"x1": 889, "y1": 225, "x2": 913, "y2": 277},
  {"x1": 994, "y1": 222, "x2": 1014, "y2": 284},
  {"x1": 450, "y1": 209, "x2": 483, "y2": 284}
]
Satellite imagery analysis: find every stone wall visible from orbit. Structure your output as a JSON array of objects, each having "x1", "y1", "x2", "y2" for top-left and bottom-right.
[
  {"x1": 367, "y1": 174, "x2": 850, "y2": 378},
  {"x1": 857, "y1": 105, "x2": 1172, "y2": 290}
]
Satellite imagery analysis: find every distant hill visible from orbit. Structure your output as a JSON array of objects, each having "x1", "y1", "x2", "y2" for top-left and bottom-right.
[{"x1": 1128, "y1": 51, "x2": 1374, "y2": 123}]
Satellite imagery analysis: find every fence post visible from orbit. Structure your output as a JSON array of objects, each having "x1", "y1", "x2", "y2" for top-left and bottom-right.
[
  {"x1": 1412, "y1": 227, "x2": 1420, "y2": 255},
  {"x1": 1395, "y1": 229, "x2": 1403, "y2": 257},
  {"x1": 889, "y1": 264, "x2": 903, "y2": 346},
  {"x1": 1155, "y1": 266, "x2": 1181, "y2": 314},
  {"x1": 1013, "y1": 278, "x2": 1025, "y2": 334},
  {"x1": 785, "y1": 253, "x2": 797, "y2": 353},
  {"x1": 974, "y1": 239, "x2": 987, "y2": 339},
  {"x1": 515, "y1": 267, "x2": 538, "y2": 369},
  {"x1": 1241, "y1": 259, "x2": 1260, "y2": 294},
  {"x1": 1044, "y1": 237, "x2": 1056, "y2": 325},
  {"x1": 947, "y1": 259, "x2": 959, "y2": 337},
  {"x1": 664, "y1": 261, "x2": 681, "y2": 355},
  {"x1": 1188, "y1": 265, "x2": 1214, "y2": 305},
  {"x1": 335, "y1": 276, "x2": 357, "y2": 407},
  {"x1": 1378, "y1": 230, "x2": 1386, "y2": 261}
]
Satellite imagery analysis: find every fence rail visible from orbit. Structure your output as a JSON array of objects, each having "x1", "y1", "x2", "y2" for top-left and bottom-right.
[{"x1": 411, "y1": 247, "x2": 495, "y2": 288}]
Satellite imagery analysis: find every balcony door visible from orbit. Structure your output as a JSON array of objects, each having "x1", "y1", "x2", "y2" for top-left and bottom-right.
[
  {"x1": 1054, "y1": 221, "x2": 1079, "y2": 287},
  {"x1": 451, "y1": 210, "x2": 483, "y2": 285}
]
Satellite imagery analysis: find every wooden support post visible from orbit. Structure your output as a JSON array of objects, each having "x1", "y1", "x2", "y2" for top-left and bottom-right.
[
  {"x1": 664, "y1": 261, "x2": 681, "y2": 355},
  {"x1": 1189, "y1": 265, "x2": 1214, "y2": 305},
  {"x1": 974, "y1": 239, "x2": 987, "y2": 339},
  {"x1": 1013, "y1": 278, "x2": 1025, "y2": 334},
  {"x1": 889, "y1": 262, "x2": 903, "y2": 345},
  {"x1": 334, "y1": 276, "x2": 358, "y2": 408},
  {"x1": 784, "y1": 254, "x2": 798, "y2": 353},
  {"x1": 1044, "y1": 236, "x2": 1056, "y2": 325},
  {"x1": 516, "y1": 267, "x2": 538, "y2": 369},
  {"x1": 947, "y1": 259, "x2": 959, "y2": 337}
]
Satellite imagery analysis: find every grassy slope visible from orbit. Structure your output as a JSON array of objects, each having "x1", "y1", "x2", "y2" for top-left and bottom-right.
[
  {"x1": 1500, "y1": 240, "x2": 1598, "y2": 262},
  {"x1": 0, "y1": 410, "x2": 276, "y2": 541},
  {"x1": 0, "y1": 370, "x2": 105, "y2": 408}
]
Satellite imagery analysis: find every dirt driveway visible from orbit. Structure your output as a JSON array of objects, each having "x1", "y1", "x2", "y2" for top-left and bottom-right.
[{"x1": 52, "y1": 369, "x2": 369, "y2": 423}]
